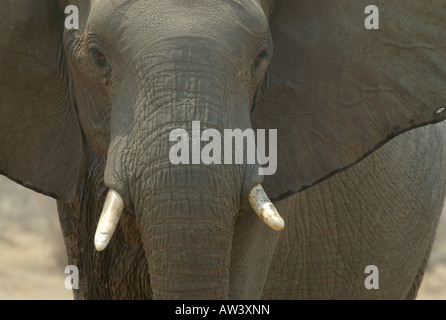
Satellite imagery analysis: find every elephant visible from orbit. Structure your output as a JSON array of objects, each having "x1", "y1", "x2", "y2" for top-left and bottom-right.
[{"x1": 1, "y1": 0, "x2": 446, "y2": 299}]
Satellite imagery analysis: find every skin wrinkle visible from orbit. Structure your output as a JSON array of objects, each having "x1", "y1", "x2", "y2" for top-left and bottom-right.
[
  {"x1": 131, "y1": 88, "x2": 232, "y2": 134},
  {"x1": 134, "y1": 49, "x2": 237, "y2": 76},
  {"x1": 150, "y1": 274, "x2": 229, "y2": 287},
  {"x1": 147, "y1": 219, "x2": 233, "y2": 234},
  {"x1": 134, "y1": 181, "x2": 235, "y2": 207},
  {"x1": 131, "y1": 160, "x2": 241, "y2": 195},
  {"x1": 134, "y1": 166, "x2": 240, "y2": 209},
  {"x1": 133, "y1": 58, "x2": 234, "y2": 89},
  {"x1": 332, "y1": 180, "x2": 363, "y2": 292},
  {"x1": 135, "y1": 94, "x2": 229, "y2": 126},
  {"x1": 381, "y1": 39, "x2": 446, "y2": 50},
  {"x1": 146, "y1": 199, "x2": 235, "y2": 226},
  {"x1": 147, "y1": 238, "x2": 233, "y2": 256},
  {"x1": 122, "y1": 35, "x2": 241, "y2": 77}
]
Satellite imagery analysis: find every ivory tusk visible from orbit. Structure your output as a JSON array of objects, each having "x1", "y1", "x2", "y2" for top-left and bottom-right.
[
  {"x1": 248, "y1": 184, "x2": 284, "y2": 231},
  {"x1": 94, "y1": 189, "x2": 125, "y2": 251}
]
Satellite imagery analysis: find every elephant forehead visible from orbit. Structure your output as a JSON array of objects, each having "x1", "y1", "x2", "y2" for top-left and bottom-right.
[{"x1": 87, "y1": 0, "x2": 268, "y2": 51}]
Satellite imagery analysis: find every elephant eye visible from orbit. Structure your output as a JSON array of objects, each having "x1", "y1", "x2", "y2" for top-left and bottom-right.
[
  {"x1": 89, "y1": 47, "x2": 112, "y2": 82},
  {"x1": 251, "y1": 49, "x2": 270, "y2": 79},
  {"x1": 250, "y1": 49, "x2": 270, "y2": 89},
  {"x1": 90, "y1": 48, "x2": 108, "y2": 68},
  {"x1": 97, "y1": 54, "x2": 106, "y2": 63},
  {"x1": 253, "y1": 50, "x2": 269, "y2": 69}
]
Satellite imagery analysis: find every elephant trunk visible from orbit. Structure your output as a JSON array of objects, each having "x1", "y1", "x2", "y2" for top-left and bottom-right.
[
  {"x1": 102, "y1": 43, "x2": 278, "y2": 298},
  {"x1": 137, "y1": 176, "x2": 235, "y2": 299},
  {"x1": 130, "y1": 103, "x2": 240, "y2": 298},
  {"x1": 120, "y1": 66, "x2": 244, "y2": 298}
]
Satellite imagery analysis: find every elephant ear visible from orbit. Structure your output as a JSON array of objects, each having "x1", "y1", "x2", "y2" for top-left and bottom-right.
[
  {"x1": 253, "y1": 0, "x2": 446, "y2": 200},
  {"x1": 0, "y1": 1, "x2": 86, "y2": 203}
]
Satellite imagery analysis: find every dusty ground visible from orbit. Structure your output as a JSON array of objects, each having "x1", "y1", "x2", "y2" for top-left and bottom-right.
[
  {"x1": 417, "y1": 207, "x2": 446, "y2": 299},
  {"x1": 0, "y1": 175, "x2": 445, "y2": 300},
  {"x1": 0, "y1": 176, "x2": 71, "y2": 300}
]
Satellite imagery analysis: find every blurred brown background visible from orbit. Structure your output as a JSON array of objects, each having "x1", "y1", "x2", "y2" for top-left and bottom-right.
[{"x1": 0, "y1": 175, "x2": 445, "y2": 300}]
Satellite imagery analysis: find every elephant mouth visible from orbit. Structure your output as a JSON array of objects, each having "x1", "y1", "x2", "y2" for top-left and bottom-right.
[{"x1": 94, "y1": 184, "x2": 284, "y2": 251}]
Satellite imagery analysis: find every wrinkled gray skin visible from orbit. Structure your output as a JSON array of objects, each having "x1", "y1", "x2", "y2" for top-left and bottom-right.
[
  {"x1": 63, "y1": 123, "x2": 446, "y2": 300},
  {"x1": 266, "y1": 123, "x2": 446, "y2": 299},
  {"x1": 1, "y1": 0, "x2": 446, "y2": 299}
]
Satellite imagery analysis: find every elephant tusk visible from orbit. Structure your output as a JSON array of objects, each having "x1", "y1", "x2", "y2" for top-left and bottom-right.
[
  {"x1": 248, "y1": 184, "x2": 284, "y2": 231},
  {"x1": 94, "y1": 189, "x2": 125, "y2": 251}
]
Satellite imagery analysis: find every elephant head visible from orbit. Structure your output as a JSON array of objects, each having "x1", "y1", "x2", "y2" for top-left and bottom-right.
[{"x1": 1, "y1": 0, "x2": 446, "y2": 299}]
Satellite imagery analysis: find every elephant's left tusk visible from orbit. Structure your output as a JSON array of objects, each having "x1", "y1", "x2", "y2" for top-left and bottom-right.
[
  {"x1": 248, "y1": 184, "x2": 284, "y2": 231},
  {"x1": 94, "y1": 189, "x2": 124, "y2": 251}
]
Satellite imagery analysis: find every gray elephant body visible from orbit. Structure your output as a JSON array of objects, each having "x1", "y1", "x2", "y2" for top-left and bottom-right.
[
  {"x1": 57, "y1": 123, "x2": 446, "y2": 299},
  {"x1": 264, "y1": 123, "x2": 446, "y2": 299},
  {"x1": 2, "y1": 0, "x2": 446, "y2": 299}
]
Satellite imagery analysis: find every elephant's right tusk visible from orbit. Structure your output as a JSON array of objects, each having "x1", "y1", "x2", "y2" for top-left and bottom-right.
[
  {"x1": 94, "y1": 189, "x2": 125, "y2": 251},
  {"x1": 248, "y1": 184, "x2": 284, "y2": 231}
]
